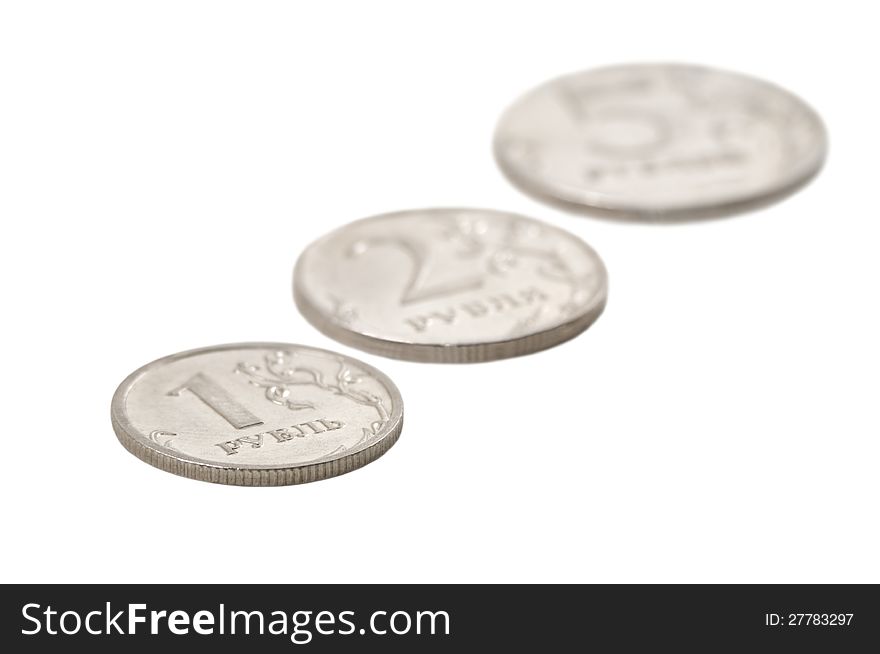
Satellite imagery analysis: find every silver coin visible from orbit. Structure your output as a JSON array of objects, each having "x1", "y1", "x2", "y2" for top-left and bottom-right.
[
  {"x1": 294, "y1": 208, "x2": 608, "y2": 362},
  {"x1": 494, "y1": 63, "x2": 827, "y2": 220},
  {"x1": 111, "y1": 343, "x2": 403, "y2": 486}
]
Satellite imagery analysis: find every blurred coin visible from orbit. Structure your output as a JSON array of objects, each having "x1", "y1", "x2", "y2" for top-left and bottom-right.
[
  {"x1": 494, "y1": 63, "x2": 827, "y2": 220},
  {"x1": 111, "y1": 343, "x2": 403, "y2": 485},
  {"x1": 294, "y1": 208, "x2": 608, "y2": 362}
]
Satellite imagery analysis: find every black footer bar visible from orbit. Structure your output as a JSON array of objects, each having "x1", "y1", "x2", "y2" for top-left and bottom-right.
[{"x1": 3, "y1": 584, "x2": 877, "y2": 651}]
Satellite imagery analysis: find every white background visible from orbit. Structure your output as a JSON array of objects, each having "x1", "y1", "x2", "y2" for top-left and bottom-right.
[{"x1": 1, "y1": 1, "x2": 877, "y2": 583}]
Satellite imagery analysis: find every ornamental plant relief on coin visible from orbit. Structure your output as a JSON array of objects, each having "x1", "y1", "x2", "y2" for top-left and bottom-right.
[
  {"x1": 294, "y1": 208, "x2": 608, "y2": 362},
  {"x1": 494, "y1": 63, "x2": 827, "y2": 220},
  {"x1": 111, "y1": 343, "x2": 404, "y2": 486}
]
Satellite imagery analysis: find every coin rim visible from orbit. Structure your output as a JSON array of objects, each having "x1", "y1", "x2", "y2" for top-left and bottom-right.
[
  {"x1": 110, "y1": 342, "x2": 404, "y2": 486},
  {"x1": 293, "y1": 207, "x2": 609, "y2": 363},
  {"x1": 493, "y1": 62, "x2": 829, "y2": 220}
]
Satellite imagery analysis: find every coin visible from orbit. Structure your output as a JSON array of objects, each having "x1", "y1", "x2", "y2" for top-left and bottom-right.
[
  {"x1": 494, "y1": 63, "x2": 827, "y2": 220},
  {"x1": 294, "y1": 208, "x2": 608, "y2": 362},
  {"x1": 111, "y1": 343, "x2": 403, "y2": 486}
]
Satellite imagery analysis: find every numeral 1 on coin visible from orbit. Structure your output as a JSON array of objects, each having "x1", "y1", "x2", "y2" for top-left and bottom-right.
[{"x1": 169, "y1": 372, "x2": 263, "y2": 429}]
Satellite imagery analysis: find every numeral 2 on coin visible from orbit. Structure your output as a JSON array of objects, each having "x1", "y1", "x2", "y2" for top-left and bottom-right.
[{"x1": 352, "y1": 236, "x2": 484, "y2": 305}]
